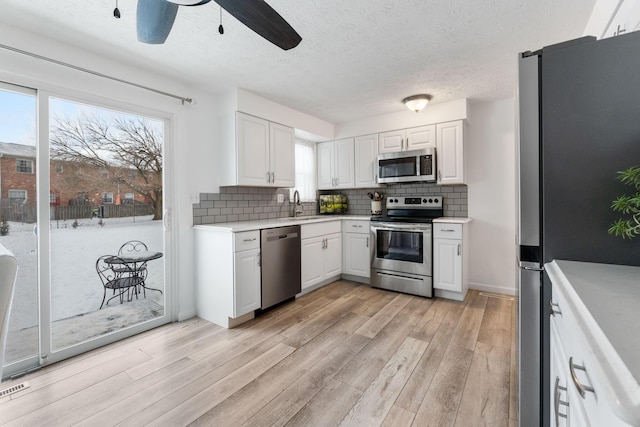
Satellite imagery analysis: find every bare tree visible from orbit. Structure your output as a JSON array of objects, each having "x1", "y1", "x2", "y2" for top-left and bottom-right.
[{"x1": 50, "y1": 114, "x2": 164, "y2": 220}]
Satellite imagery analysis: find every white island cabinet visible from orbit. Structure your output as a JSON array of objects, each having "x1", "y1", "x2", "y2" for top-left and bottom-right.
[
  {"x1": 546, "y1": 260, "x2": 640, "y2": 427},
  {"x1": 300, "y1": 220, "x2": 342, "y2": 292},
  {"x1": 433, "y1": 218, "x2": 471, "y2": 301},
  {"x1": 194, "y1": 228, "x2": 261, "y2": 328}
]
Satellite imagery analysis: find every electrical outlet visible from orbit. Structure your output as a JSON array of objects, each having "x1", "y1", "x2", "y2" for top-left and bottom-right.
[
  {"x1": 191, "y1": 193, "x2": 200, "y2": 204},
  {"x1": 277, "y1": 194, "x2": 284, "y2": 203}
]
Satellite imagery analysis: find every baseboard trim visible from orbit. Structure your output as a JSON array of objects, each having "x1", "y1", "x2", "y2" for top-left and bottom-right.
[{"x1": 468, "y1": 281, "x2": 516, "y2": 296}]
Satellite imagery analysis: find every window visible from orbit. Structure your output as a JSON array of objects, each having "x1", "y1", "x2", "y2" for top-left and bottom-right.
[
  {"x1": 8, "y1": 189, "x2": 27, "y2": 204},
  {"x1": 16, "y1": 159, "x2": 33, "y2": 173},
  {"x1": 124, "y1": 193, "x2": 134, "y2": 200},
  {"x1": 291, "y1": 141, "x2": 316, "y2": 201},
  {"x1": 49, "y1": 192, "x2": 57, "y2": 203},
  {"x1": 102, "y1": 192, "x2": 114, "y2": 204}
]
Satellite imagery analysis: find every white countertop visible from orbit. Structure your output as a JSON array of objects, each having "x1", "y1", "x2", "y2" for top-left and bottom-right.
[
  {"x1": 433, "y1": 217, "x2": 472, "y2": 224},
  {"x1": 193, "y1": 215, "x2": 371, "y2": 232},
  {"x1": 546, "y1": 260, "x2": 640, "y2": 424},
  {"x1": 194, "y1": 215, "x2": 472, "y2": 232}
]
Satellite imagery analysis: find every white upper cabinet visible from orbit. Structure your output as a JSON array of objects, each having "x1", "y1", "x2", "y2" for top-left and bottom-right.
[
  {"x1": 269, "y1": 122, "x2": 295, "y2": 187},
  {"x1": 317, "y1": 138, "x2": 354, "y2": 190},
  {"x1": 436, "y1": 120, "x2": 465, "y2": 185},
  {"x1": 237, "y1": 113, "x2": 270, "y2": 186},
  {"x1": 236, "y1": 112, "x2": 295, "y2": 187},
  {"x1": 378, "y1": 129, "x2": 405, "y2": 153},
  {"x1": 378, "y1": 125, "x2": 436, "y2": 153},
  {"x1": 354, "y1": 134, "x2": 380, "y2": 188},
  {"x1": 406, "y1": 125, "x2": 436, "y2": 150}
]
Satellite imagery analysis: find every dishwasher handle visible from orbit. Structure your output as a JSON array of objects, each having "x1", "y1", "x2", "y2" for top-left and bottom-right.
[{"x1": 267, "y1": 232, "x2": 299, "y2": 242}]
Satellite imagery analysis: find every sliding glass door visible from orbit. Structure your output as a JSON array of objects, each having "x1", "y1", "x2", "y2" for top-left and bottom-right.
[
  {"x1": 1, "y1": 82, "x2": 173, "y2": 378},
  {"x1": 0, "y1": 82, "x2": 40, "y2": 376}
]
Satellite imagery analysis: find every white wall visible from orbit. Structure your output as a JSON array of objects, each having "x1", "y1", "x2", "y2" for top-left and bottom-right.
[
  {"x1": 335, "y1": 98, "x2": 468, "y2": 138},
  {"x1": 0, "y1": 22, "x2": 215, "y2": 321},
  {"x1": 467, "y1": 98, "x2": 517, "y2": 295}
]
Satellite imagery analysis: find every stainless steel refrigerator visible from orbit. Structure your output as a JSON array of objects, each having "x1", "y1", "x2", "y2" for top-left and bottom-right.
[{"x1": 517, "y1": 33, "x2": 640, "y2": 426}]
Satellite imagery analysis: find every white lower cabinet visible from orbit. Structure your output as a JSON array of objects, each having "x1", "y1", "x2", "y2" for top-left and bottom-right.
[
  {"x1": 342, "y1": 219, "x2": 370, "y2": 280},
  {"x1": 301, "y1": 221, "x2": 342, "y2": 290},
  {"x1": 433, "y1": 221, "x2": 469, "y2": 301},
  {"x1": 195, "y1": 228, "x2": 261, "y2": 328},
  {"x1": 233, "y1": 247, "x2": 261, "y2": 317}
]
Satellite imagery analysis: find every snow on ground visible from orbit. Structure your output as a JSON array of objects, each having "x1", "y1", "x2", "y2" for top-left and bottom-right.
[{"x1": 1, "y1": 215, "x2": 165, "y2": 362}]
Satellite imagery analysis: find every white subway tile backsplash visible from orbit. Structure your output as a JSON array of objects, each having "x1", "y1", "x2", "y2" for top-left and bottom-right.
[{"x1": 192, "y1": 183, "x2": 468, "y2": 225}]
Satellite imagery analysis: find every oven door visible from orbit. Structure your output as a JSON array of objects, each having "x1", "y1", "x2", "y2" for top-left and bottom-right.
[{"x1": 370, "y1": 222, "x2": 432, "y2": 276}]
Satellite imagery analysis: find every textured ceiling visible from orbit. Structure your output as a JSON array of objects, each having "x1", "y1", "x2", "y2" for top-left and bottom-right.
[{"x1": 1, "y1": 0, "x2": 595, "y2": 124}]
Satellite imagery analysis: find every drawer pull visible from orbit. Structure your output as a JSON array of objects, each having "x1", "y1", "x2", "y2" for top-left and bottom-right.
[
  {"x1": 440, "y1": 229, "x2": 456, "y2": 232},
  {"x1": 569, "y1": 357, "x2": 595, "y2": 398},
  {"x1": 550, "y1": 300, "x2": 562, "y2": 317},
  {"x1": 554, "y1": 377, "x2": 568, "y2": 425},
  {"x1": 243, "y1": 237, "x2": 257, "y2": 242}
]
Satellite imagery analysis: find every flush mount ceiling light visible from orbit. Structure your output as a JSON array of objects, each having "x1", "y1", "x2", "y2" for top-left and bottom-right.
[{"x1": 402, "y1": 94, "x2": 432, "y2": 113}]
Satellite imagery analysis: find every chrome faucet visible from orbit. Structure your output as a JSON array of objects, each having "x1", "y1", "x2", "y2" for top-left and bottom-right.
[{"x1": 292, "y1": 190, "x2": 303, "y2": 217}]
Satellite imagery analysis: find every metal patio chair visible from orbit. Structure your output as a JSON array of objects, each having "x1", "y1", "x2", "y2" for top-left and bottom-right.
[{"x1": 96, "y1": 255, "x2": 144, "y2": 309}]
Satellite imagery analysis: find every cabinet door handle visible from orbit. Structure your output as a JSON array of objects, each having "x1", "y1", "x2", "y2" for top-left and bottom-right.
[
  {"x1": 266, "y1": 172, "x2": 271, "y2": 183},
  {"x1": 457, "y1": 243, "x2": 461, "y2": 256},
  {"x1": 569, "y1": 357, "x2": 595, "y2": 398},
  {"x1": 438, "y1": 170, "x2": 442, "y2": 181},
  {"x1": 257, "y1": 252, "x2": 261, "y2": 267},
  {"x1": 441, "y1": 229, "x2": 456, "y2": 232},
  {"x1": 554, "y1": 377, "x2": 568, "y2": 425},
  {"x1": 366, "y1": 237, "x2": 369, "y2": 248},
  {"x1": 271, "y1": 172, "x2": 275, "y2": 183},
  {"x1": 325, "y1": 238, "x2": 328, "y2": 249},
  {"x1": 550, "y1": 300, "x2": 562, "y2": 317},
  {"x1": 243, "y1": 237, "x2": 257, "y2": 242}
]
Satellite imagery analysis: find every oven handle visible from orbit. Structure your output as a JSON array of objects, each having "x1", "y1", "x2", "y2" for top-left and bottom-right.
[{"x1": 371, "y1": 222, "x2": 432, "y2": 231}]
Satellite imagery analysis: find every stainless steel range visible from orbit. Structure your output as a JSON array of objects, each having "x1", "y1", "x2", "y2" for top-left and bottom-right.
[{"x1": 370, "y1": 196, "x2": 443, "y2": 297}]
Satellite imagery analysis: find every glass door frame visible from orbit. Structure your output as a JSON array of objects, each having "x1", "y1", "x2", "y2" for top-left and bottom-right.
[{"x1": 2, "y1": 82, "x2": 176, "y2": 377}]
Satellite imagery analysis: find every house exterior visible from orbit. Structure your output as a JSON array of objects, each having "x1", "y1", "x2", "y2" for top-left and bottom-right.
[{"x1": 0, "y1": 141, "x2": 149, "y2": 210}]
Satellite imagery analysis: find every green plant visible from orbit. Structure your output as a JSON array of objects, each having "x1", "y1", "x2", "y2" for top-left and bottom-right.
[
  {"x1": 608, "y1": 166, "x2": 640, "y2": 239},
  {"x1": 0, "y1": 220, "x2": 8, "y2": 236}
]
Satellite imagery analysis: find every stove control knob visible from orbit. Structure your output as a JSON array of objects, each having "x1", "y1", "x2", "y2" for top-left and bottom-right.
[
  {"x1": 423, "y1": 199, "x2": 427, "y2": 203},
  {"x1": 428, "y1": 198, "x2": 433, "y2": 203},
  {"x1": 394, "y1": 199, "x2": 399, "y2": 203},
  {"x1": 434, "y1": 198, "x2": 439, "y2": 203}
]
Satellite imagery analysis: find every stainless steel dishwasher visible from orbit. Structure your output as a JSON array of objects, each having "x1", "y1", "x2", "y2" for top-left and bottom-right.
[{"x1": 260, "y1": 225, "x2": 301, "y2": 309}]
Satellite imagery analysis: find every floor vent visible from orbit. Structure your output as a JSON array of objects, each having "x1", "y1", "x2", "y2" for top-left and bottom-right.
[
  {"x1": 479, "y1": 292, "x2": 514, "y2": 301},
  {"x1": 0, "y1": 381, "x2": 30, "y2": 399}
]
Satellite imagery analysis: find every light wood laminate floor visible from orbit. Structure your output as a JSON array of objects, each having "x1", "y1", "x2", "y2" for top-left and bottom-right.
[{"x1": 0, "y1": 281, "x2": 518, "y2": 426}]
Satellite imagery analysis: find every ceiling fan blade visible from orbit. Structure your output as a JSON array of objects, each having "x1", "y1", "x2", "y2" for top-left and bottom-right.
[
  {"x1": 136, "y1": 0, "x2": 179, "y2": 44},
  {"x1": 166, "y1": 0, "x2": 211, "y2": 5},
  {"x1": 213, "y1": 0, "x2": 302, "y2": 50}
]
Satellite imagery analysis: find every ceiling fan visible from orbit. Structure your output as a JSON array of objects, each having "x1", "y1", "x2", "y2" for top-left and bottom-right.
[{"x1": 136, "y1": 0, "x2": 302, "y2": 50}]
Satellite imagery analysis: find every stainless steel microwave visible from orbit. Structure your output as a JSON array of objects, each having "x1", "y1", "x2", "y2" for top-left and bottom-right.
[{"x1": 377, "y1": 148, "x2": 436, "y2": 183}]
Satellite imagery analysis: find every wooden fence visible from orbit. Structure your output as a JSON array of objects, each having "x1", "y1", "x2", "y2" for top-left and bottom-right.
[{"x1": 0, "y1": 199, "x2": 154, "y2": 223}]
